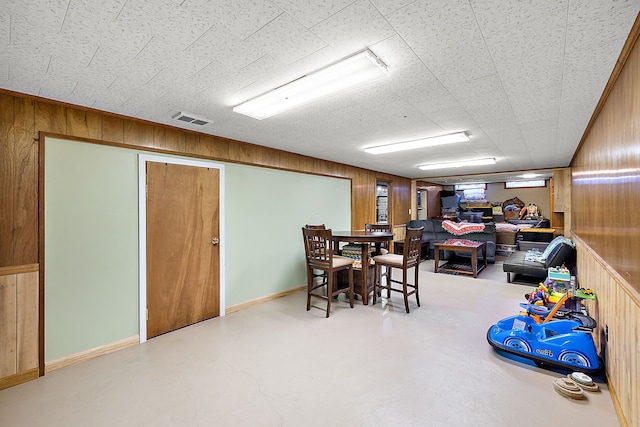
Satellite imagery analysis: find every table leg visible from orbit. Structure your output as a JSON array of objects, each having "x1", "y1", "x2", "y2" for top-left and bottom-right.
[
  {"x1": 482, "y1": 245, "x2": 487, "y2": 269},
  {"x1": 434, "y1": 246, "x2": 440, "y2": 273},
  {"x1": 471, "y1": 249, "x2": 478, "y2": 278}
]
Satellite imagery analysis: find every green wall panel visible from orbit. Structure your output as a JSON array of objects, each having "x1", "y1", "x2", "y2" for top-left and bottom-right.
[{"x1": 44, "y1": 137, "x2": 350, "y2": 361}]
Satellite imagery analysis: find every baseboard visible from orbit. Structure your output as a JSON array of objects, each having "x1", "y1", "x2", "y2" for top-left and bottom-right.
[
  {"x1": 45, "y1": 335, "x2": 139, "y2": 374},
  {"x1": 0, "y1": 368, "x2": 39, "y2": 390},
  {"x1": 226, "y1": 286, "x2": 305, "y2": 314}
]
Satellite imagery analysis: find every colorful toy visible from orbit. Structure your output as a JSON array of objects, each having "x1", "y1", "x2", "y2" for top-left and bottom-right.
[
  {"x1": 488, "y1": 290, "x2": 602, "y2": 373},
  {"x1": 486, "y1": 314, "x2": 602, "y2": 373}
]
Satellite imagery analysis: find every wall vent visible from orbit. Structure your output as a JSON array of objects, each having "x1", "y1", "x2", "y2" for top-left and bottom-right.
[{"x1": 172, "y1": 112, "x2": 212, "y2": 126}]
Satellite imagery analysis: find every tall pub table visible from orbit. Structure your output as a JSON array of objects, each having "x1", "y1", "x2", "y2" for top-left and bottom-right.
[{"x1": 331, "y1": 230, "x2": 394, "y2": 305}]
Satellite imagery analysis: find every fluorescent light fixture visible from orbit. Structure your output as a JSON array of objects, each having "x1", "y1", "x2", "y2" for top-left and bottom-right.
[
  {"x1": 233, "y1": 49, "x2": 389, "y2": 120},
  {"x1": 522, "y1": 173, "x2": 537, "y2": 179},
  {"x1": 364, "y1": 132, "x2": 469, "y2": 154},
  {"x1": 418, "y1": 157, "x2": 496, "y2": 171}
]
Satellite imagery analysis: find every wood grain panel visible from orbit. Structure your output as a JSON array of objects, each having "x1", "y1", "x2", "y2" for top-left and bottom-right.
[
  {"x1": 0, "y1": 274, "x2": 17, "y2": 377},
  {"x1": 102, "y1": 115, "x2": 124, "y2": 143},
  {"x1": 207, "y1": 135, "x2": 230, "y2": 160},
  {"x1": 228, "y1": 141, "x2": 257, "y2": 164},
  {"x1": 351, "y1": 169, "x2": 376, "y2": 229},
  {"x1": 123, "y1": 120, "x2": 155, "y2": 148},
  {"x1": 575, "y1": 238, "x2": 639, "y2": 427},
  {"x1": 163, "y1": 127, "x2": 187, "y2": 153},
  {"x1": 0, "y1": 94, "x2": 15, "y2": 267},
  {"x1": 571, "y1": 32, "x2": 640, "y2": 292},
  {"x1": 35, "y1": 102, "x2": 66, "y2": 135},
  {"x1": 13, "y1": 97, "x2": 34, "y2": 134},
  {"x1": 66, "y1": 109, "x2": 102, "y2": 140},
  {"x1": 16, "y1": 271, "x2": 38, "y2": 372},
  {"x1": 13, "y1": 128, "x2": 38, "y2": 265}
]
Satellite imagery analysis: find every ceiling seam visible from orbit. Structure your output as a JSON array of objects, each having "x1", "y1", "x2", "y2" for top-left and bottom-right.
[
  {"x1": 467, "y1": 0, "x2": 528, "y2": 168},
  {"x1": 58, "y1": 0, "x2": 71, "y2": 33}
]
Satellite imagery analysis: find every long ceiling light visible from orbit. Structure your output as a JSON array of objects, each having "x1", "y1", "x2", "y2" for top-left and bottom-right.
[
  {"x1": 418, "y1": 157, "x2": 496, "y2": 171},
  {"x1": 364, "y1": 132, "x2": 469, "y2": 154},
  {"x1": 233, "y1": 49, "x2": 389, "y2": 120}
]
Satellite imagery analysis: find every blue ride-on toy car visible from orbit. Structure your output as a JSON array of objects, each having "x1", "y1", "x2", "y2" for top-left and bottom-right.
[{"x1": 487, "y1": 313, "x2": 602, "y2": 374}]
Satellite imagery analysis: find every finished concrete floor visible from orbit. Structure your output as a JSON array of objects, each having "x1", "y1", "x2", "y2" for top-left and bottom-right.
[{"x1": 0, "y1": 260, "x2": 619, "y2": 426}]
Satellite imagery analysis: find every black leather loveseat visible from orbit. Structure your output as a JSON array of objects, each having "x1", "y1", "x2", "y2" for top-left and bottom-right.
[
  {"x1": 407, "y1": 219, "x2": 497, "y2": 263},
  {"x1": 502, "y1": 237, "x2": 576, "y2": 282}
]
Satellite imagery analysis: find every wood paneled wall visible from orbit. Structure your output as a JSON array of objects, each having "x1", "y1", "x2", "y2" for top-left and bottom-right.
[
  {"x1": 0, "y1": 265, "x2": 39, "y2": 390},
  {"x1": 575, "y1": 238, "x2": 639, "y2": 427},
  {"x1": 570, "y1": 16, "x2": 640, "y2": 427},
  {"x1": 0, "y1": 89, "x2": 411, "y2": 270},
  {"x1": 571, "y1": 24, "x2": 640, "y2": 293}
]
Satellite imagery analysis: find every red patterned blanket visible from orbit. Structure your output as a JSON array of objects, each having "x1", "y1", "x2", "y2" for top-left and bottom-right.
[{"x1": 442, "y1": 220, "x2": 485, "y2": 236}]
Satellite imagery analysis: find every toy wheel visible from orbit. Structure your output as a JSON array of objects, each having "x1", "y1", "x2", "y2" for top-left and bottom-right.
[
  {"x1": 504, "y1": 337, "x2": 531, "y2": 352},
  {"x1": 559, "y1": 351, "x2": 590, "y2": 367}
]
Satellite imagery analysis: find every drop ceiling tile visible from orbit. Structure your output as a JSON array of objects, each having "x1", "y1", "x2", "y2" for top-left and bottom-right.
[
  {"x1": 471, "y1": 0, "x2": 567, "y2": 40},
  {"x1": 387, "y1": 0, "x2": 496, "y2": 86},
  {"x1": 310, "y1": 0, "x2": 397, "y2": 52},
  {"x1": 269, "y1": 0, "x2": 354, "y2": 28},
  {"x1": 386, "y1": 62, "x2": 449, "y2": 100},
  {"x1": 0, "y1": 13, "x2": 9, "y2": 45},
  {"x1": 182, "y1": 0, "x2": 283, "y2": 40},
  {"x1": 509, "y1": 85, "x2": 561, "y2": 124},
  {"x1": 413, "y1": 94, "x2": 462, "y2": 115},
  {"x1": 245, "y1": 13, "x2": 326, "y2": 65},
  {"x1": 61, "y1": 0, "x2": 127, "y2": 35},
  {"x1": 369, "y1": 0, "x2": 415, "y2": 16},
  {"x1": 367, "y1": 34, "x2": 423, "y2": 71}
]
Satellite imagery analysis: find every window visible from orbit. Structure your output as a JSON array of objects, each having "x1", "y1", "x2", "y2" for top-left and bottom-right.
[
  {"x1": 455, "y1": 183, "x2": 486, "y2": 190},
  {"x1": 505, "y1": 180, "x2": 547, "y2": 189}
]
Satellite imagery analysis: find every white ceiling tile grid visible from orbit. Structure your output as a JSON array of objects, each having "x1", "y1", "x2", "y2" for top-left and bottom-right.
[{"x1": 0, "y1": 0, "x2": 638, "y2": 180}]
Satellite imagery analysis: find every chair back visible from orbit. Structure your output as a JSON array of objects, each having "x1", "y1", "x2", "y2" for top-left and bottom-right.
[
  {"x1": 403, "y1": 227, "x2": 424, "y2": 267},
  {"x1": 365, "y1": 223, "x2": 392, "y2": 233},
  {"x1": 305, "y1": 224, "x2": 326, "y2": 229},
  {"x1": 365, "y1": 223, "x2": 393, "y2": 252},
  {"x1": 302, "y1": 227, "x2": 333, "y2": 269}
]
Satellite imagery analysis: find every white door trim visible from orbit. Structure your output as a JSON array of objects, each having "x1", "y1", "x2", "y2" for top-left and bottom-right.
[{"x1": 138, "y1": 154, "x2": 226, "y2": 343}]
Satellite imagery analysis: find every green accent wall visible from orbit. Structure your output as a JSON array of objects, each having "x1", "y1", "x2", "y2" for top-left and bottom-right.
[{"x1": 44, "y1": 137, "x2": 350, "y2": 362}]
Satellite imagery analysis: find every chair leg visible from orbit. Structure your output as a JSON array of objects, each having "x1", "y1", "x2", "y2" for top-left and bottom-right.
[
  {"x1": 386, "y1": 267, "x2": 392, "y2": 298},
  {"x1": 326, "y1": 272, "x2": 333, "y2": 318},
  {"x1": 402, "y1": 268, "x2": 410, "y2": 313},
  {"x1": 414, "y1": 265, "x2": 420, "y2": 307},
  {"x1": 306, "y1": 267, "x2": 313, "y2": 311},
  {"x1": 348, "y1": 267, "x2": 354, "y2": 308},
  {"x1": 373, "y1": 264, "x2": 379, "y2": 305}
]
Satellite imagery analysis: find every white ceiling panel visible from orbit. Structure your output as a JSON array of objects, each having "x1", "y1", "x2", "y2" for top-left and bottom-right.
[
  {"x1": 246, "y1": 13, "x2": 327, "y2": 65},
  {"x1": 1, "y1": 0, "x2": 637, "y2": 180},
  {"x1": 310, "y1": 0, "x2": 397, "y2": 51}
]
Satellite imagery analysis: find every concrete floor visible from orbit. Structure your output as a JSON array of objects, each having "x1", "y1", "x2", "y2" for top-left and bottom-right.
[{"x1": 0, "y1": 260, "x2": 619, "y2": 426}]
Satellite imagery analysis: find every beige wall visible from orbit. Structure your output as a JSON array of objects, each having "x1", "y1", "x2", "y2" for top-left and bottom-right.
[{"x1": 485, "y1": 182, "x2": 550, "y2": 218}]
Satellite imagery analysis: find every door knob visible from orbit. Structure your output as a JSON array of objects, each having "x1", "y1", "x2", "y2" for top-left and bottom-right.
[{"x1": 211, "y1": 237, "x2": 220, "y2": 245}]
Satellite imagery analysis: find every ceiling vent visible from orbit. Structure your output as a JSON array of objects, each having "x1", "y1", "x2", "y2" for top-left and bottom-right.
[{"x1": 172, "y1": 112, "x2": 212, "y2": 126}]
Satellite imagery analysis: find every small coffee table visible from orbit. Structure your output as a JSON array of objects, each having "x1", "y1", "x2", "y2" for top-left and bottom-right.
[{"x1": 434, "y1": 239, "x2": 487, "y2": 278}]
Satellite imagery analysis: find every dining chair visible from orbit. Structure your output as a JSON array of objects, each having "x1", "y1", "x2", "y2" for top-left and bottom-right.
[
  {"x1": 302, "y1": 227, "x2": 354, "y2": 317},
  {"x1": 365, "y1": 223, "x2": 393, "y2": 254},
  {"x1": 304, "y1": 224, "x2": 327, "y2": 282},
  {"x1": 372, "y1": 226, "x2": 424, "y2": 313}
]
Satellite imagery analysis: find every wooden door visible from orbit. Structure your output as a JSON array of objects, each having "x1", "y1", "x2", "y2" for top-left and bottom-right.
[{"x1": 146, "y1": 162, "x2": 220, "y2": 338}]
